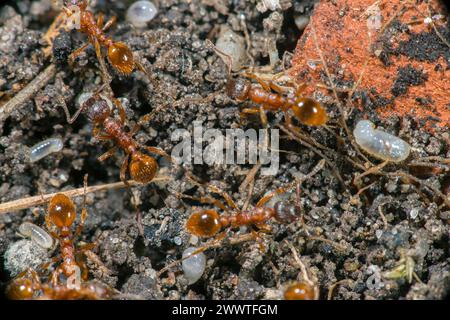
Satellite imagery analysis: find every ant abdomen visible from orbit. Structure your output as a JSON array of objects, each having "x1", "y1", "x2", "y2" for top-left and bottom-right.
[
  {"x1": 186, "y1": 209, "x2": 221, "y2": 238},
  {"x1": 291, "y1": 97, "x2": 329, "y2": 126},
  {"x1": 48, "y1": 194, "x2": 77, "y2": 228},
  {"x1": 129, "y1": 153, "x2": 159, "y2": 184},
  {"x1": 108, "y1": 42, "x2": 134, "y2": 74},
  {"x1": 273, "y1": 201, "x2": 300, "y2": 223}
]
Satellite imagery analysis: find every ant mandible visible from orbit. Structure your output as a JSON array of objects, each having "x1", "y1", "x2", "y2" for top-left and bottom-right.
[{"x1": 62, "y1": 0, "x2": 143, "y2": 74}]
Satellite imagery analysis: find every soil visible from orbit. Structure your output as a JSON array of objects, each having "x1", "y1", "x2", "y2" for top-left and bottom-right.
[{"x1": 0, "y1": 0, "x2": 448, "y2": 300}]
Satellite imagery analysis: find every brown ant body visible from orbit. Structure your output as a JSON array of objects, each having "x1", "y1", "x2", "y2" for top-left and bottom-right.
[
  {"x1": 6, "y1": 269, "x2": 114, "y2": 300},
  {"x1": 227, "y1": 75, "x2": 329, "y2": 127},
  {"x1": 59, "y1": 87, "x2": 169, "y2": 184},
  {"x1": 63, "y1": 0, "x2": 140, "y2": 74},
  {"x1": 43, "y1": 177, "x2": 92, "y2": 285},
  {"x1": 185, "y1": 185, "x2": 301, "y2": 239}
]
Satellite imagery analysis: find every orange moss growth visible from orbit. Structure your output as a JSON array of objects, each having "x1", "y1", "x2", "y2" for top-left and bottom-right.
[{"x1": 289, "y1": 0, "x2": 449, "y2": 131}]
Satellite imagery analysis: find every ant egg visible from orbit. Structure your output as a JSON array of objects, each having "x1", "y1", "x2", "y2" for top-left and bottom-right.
[
  {"x1": 353, "y1": 120, "x2": 411, "y2": 162},
  {"x1": 182, "y1": 247, "x2": 206, "y2": 284},
  {"x1": 18, "y1": 222, "x2": 53, "y2": 249},
  {"x1": 126, "y1": 1, "x2": 158, "y2": 28},
  {"x1": 29, "y1": 138, "x2": 63, "y2": 163}
]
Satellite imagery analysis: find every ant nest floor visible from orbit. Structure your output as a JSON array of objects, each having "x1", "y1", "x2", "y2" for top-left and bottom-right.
[{"x1": 0, "y1": 0, "x2": 449, "y2": 300}]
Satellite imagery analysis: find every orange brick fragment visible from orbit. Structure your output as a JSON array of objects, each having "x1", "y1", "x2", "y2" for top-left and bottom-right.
[{"x1": 289, "y1": 0, "x2": 449, "y2": 131}]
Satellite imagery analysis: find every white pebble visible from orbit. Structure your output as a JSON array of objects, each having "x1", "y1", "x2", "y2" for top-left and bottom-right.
[
  {"x1": 29, "y1": 138, "x2": 63, "y2": 163},
  {"x1": 126, "y1": 1, "x2": 158, "y2": 28},
  {"x1": 19, "y1": 222, "x2": 53, "y2": 249},
  {"x1": 182, "y1": 247, "x2": 206, "y2": 284},
  {"x1": 353, "y1": 120, "x2": 411, "y2": 162},
  {"x1": 215, "y1": 26, "x2": 246, "y2": 72}
]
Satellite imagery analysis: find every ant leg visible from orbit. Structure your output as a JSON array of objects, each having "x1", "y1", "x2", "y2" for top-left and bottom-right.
[
  {"x1": 208, "y1": 185, "x2": 239, "y2": 211},
  {"x1": 92, "y1": 36, "x2": 111, "y2": 83},
  {"x1": 256, "y1": 187, "x2": 287, "y2": 207},
  {"x1": 69, "y1": 42, "x2": 90, "y2": 66},
  {"x1": 92, "y1": 126, "x2": 113, "y2": 141},
  {"x1": 259, "y1": 105, "x2": 268, "y2": 128},
  {"x1": 56, "y1": 95, "x2": 85, "y2": 124},
  {"x1": 242, "y1": 73, "x2": 271, "y2": 91},
  {"x1": 97, "y1": 12, "x2": 104, "y2": 28},
  {"x1": 120, "y1": 154, "x2": 130, "y2": 184},
  {"x1": 143, "y1": 146, "x2": 173, "y2": 163},
  {"x1": 102, "y1": 16, "x2": 117, "y2": 32},
  {"x1": 98, "y1": 146, "x2": 118, "y2": 162},
  {"x1": 74, "y1": 175, "x2": 88, "y2": 237},
  {"x1": 112, "y1": 98, "x2": 126, "y2": 124},
  {"x1": 174, "y1": 191, "x2": 230, "y2": 213}
]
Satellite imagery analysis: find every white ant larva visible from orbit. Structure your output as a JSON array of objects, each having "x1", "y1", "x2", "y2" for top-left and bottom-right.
[
  {"x1": 29, "y1": 138, "x2": 63, "y2": 163},
  {"x1": 18, "y1": 222, "x2": 53, "y2": 249},
  {"x1": 353, "y1": 120, "x2": 411, "y2": 162}
]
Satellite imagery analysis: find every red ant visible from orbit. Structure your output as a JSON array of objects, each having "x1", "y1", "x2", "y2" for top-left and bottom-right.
[
  {"x1": 183, "y1": 183, "x2": 302, "y2": 240},
  {"x1": 58, "y1": 85, "x2": 170, "y2": 184},
  {"x1": 43, "y1": 175, "x2": 94, "y2": 286},
  {"x1": 62, "y1": 0, "x2": 144, "y2": 75},
  {"x1": 211, "y1": 44, "x2": 329, "y2": 127}
]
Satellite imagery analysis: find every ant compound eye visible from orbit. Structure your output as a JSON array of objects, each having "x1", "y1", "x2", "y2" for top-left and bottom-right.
[
  {"x1": 108, "y1": 42, "x2": 134, "y2": 74},
  {"x1": 186, "y1": 210, "x2": 221, "y2": 237},
  {"x1": 129, "y1": 154, "x2": 158, "y2": 184},
  {"x1": 273, "y1": 201, "x2": 299, "y2": 223},
  {"x1": 48, "y1": 194, "x2": 76, "y2": 228}
]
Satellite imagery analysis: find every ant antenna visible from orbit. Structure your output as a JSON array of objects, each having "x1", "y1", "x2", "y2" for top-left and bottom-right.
[{"x1": 205, "y1": 39, "x2": 233, "y2": 76}]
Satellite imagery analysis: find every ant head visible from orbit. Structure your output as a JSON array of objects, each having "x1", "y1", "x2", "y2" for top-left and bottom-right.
[
  {"x1": 292, "y1": 97, "x2": 329, "y2": 126},
  {"x1": 7, "y1": 278, "x2": 35, "y2": 299},
  {"x1": 273, "y1": 201, "x2": 300, "y2": 223},
  {"x1": 85, "y1": 95, "x2": 111, "y2": 123},
  {"x1": 186, "y1": 209, "x2": 221, "y2": 237},
  {"x1": 48, "y1": 194, "x2": 77, "y2": 228},
  {"x1": 129, "y1": 152, "x2": 158, "y2": 184},
  {"x1": 226, "y1": 78, "x2": 251, "y2": 101},
  {"x1": 108, "y1": 42, "x2": 134, "y2": 74}
]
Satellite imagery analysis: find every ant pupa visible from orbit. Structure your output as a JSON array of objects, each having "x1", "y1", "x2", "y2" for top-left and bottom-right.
[
  {"x1": 353, "y1": 120, "x2": 411, "y2": 162},
  {"x1": 18, "y1": 222, "x2": 54, "y2": 249}
]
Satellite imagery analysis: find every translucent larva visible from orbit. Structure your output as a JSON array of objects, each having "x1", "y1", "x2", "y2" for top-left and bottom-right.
[
  {"x1": 18, "y1": 222, "x2": 53, "y2": 249},
  {"x1": 353, "y1": 120, "x2": 411, "y2": 162},
  {"x1": 182, "y1": 247, "x2": 206, "y2": 284},
  {"x1": 29, "y1": 138, "x2": 63, "y2": 163},
  {"x1": 126, "y1": 1, "x2": 158, "y2": 28}
]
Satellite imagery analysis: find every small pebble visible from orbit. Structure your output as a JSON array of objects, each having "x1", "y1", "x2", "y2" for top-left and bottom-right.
[
  {"x1": 182, "y1": 247, "x2": 206, "y2": 284},
  {"x1": 126, "y1": 1, "x2": 158, "y2": 28},
  {"x1": 215, "y1": 26, "x2": 246, "y2": 72},
  {"x1": 4, "y1": 239, "x2": 49, "y2": 277}
]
